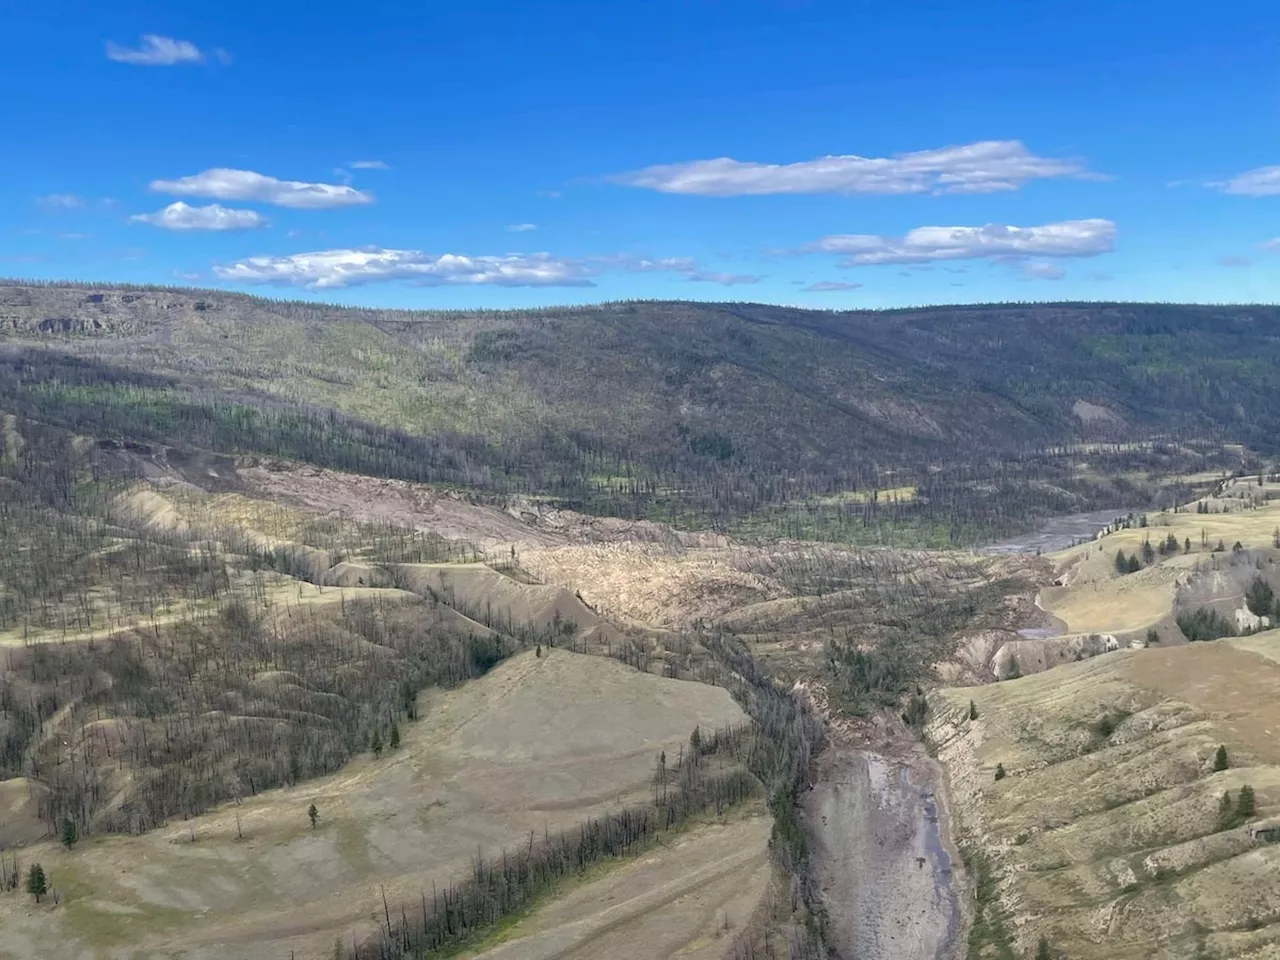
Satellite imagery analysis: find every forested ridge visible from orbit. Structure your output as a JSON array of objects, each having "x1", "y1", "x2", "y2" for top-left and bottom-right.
[{"x1": 1, "y1": 281, "x2": 1268, "y2": 546}]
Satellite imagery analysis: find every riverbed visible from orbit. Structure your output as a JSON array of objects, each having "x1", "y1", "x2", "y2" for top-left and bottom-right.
[
  {"x1": 981, "y1": 508, "x2": 1123, "y2": 556},
  {"x1": 805, "y1": 744, "x2": 964, "y2": 959}
]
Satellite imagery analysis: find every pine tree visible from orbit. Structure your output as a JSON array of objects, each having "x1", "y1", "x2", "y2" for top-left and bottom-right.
[
  {"x1": 995, "y1": 763, "x2": 1006, "y2": 781},
  {"x1": 60, "y1": 817, "x2": 77, "y2": 850},
  {"x1": 308, "y1": 803, "x2": 318, "y2": 829},
  {"x1": 371, "y1": 728, "x2": 384, "y2": 758},
  {"x1": 389, "y1": 720, "x2": 401, "y2": 750},
  {"x1": 969, "y1": 700, "x2": 979, "y2": 721},
  {"x1": 1214, "y1": 745, "x2": 1229, "y2": 772},
  {"x1": 1238, "y1": 784, "x2": 1257, "y2": 819},
  {"x1": 690, "y1": 726, "x2": 702, "y2": 752},
  {"x1": 26, "y1": 863, "x2": 46, "y2": 903}
]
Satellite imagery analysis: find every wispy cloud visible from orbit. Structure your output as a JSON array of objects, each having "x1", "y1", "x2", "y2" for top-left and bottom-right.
[
  {"x1": 105, "y1": 35, "x2": 207, "y2": 66},
  {"x1": 151, "y1": 168, "x2": 373, "y2": 210},
  {"x1": 1261, "y1": 239, "x2": 1280, "y2": 253},
  {"x1": 131, "y1": 201, "x2": 267, "y2": 231},
  {"x1": 507, "y1": 223, "x2": 538, "y2": 232},
  {"x1": 1215, "y1": 165, "x2": 1280, "y2": 196},
  {"x1": 807, "y1": 219, "x2": 1115, "y2": 266},
  {"x1": 348, "y1": 160, "x2": 389, "y2": 170},
  {"x1": 612, "y1": 140, "x2": 1098, "y2": 197},
  {"x1": 1018, "y1": 261, "x2": 1066, "y2": 280},
  {"x1": 600, "y1": 255, "x2": 761, "y2": 286},
  {"x1": 35, "y1": 193, "x2": 85, "y2": 210},
  {"x1": 804, "y1": 281, "x2": 863, "y2": 292},
  {"x1": 683, "y1": 270, "x2": 760, "y2": 285},
  {"x1": 214, "y1": 248, "x2": 597, "y2": 289}
]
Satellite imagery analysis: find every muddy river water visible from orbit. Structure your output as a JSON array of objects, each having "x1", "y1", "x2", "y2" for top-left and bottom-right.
[{"x1": 805, "y1": 744, "x2": 963, "y2": 959}]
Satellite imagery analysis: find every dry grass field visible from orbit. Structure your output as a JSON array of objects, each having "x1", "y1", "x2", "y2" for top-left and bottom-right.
[
  {"x1": 0, "y1": 649, "x2": 754, "y2": 960},
  {"x1": 930, "y1": 476, "x2": 1280, "y2": 960},
  {"x1": 931, "y1": 637, "x2": 1280, "y2": 959}
]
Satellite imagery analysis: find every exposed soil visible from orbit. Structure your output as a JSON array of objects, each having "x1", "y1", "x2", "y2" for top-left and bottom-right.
[{"x1": 805, "y1": 741, "x2": 965, "y2": 960}]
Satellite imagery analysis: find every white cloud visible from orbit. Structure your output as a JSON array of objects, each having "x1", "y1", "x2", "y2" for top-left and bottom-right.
[
  {"x1": 214, "y1": 248, "x2": 596, "y2": 289},
  {"x1": 613, "y1": 140, "x2": 1096, "y2": 197},
  {"x1": 105, "y1": 35, "x2": 205, "y2": 66},
  {"x1": 130, "y1": 201, "x2": 266, "y2": 231},
  {"x1": 1019, "y1": 261, "x2": 1066, "y2": 280},
  {"x1": 507, "y1": 223, "x2": 538, "y2": 232},
  {"x1": 348, "y1": 160, "x2": 389, "y2": 170},
  {"x1": 1261, "y1": 238, "x2": 1280, "y2": 252},
  {"x1": 809, "y1": 219, "x2": 1115, "y2": 266},
  {"x1": 1218, "y1": 165, "x2": 1280, "y2": 196},
  {"x1": 805, "y1": 281, "x2": 863, "y2": 292},
  {"x1": 214, "y1": 247, "x2": 761, "y2": 289},
  {"x1": 151, "y1": 168, "x2": 373, "y2": 210},
  {"x1": 35, "y1": 193, "x2": 84, "y2": 210}
]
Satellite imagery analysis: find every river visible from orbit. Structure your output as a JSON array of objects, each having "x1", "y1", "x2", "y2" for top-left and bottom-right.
[{"x1": 980, "y1": 508, "x2": 1124, "y2": 556}]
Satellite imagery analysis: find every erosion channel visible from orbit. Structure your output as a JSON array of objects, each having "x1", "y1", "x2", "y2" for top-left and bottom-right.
[{"x1": 806, "y1": 742, "x2": 965, "y2": 960}]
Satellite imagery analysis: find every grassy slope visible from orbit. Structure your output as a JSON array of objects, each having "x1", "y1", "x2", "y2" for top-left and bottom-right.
[
  {"x1": 934, "y1": 487, "x2": 1280, "y2": 959},
  {"x1": 933, "y1": 641, "x2": 1280, "y2": 960}
]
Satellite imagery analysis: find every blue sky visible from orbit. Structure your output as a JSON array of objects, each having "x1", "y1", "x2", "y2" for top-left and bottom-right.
[{"x1": 5, "y1": 0, "x2": 1280, "y2": 309}]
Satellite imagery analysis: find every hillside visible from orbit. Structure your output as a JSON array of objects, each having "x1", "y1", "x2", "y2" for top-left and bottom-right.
[
  {"x1": 931, "y1": 479, "x2": 1280, "y2": 959},
  {"x1": 0, "y1": 281, "x2": 1268, "y2": 544}
]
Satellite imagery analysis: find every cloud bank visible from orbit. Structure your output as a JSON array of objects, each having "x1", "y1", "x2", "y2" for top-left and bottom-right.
[
  {"x1": 151, "y1": 169, "x2": 373, "y2": 210},
  {"x1": 214, "y1": 248, "x2": 596, "y2": 289},
  {"x1": 613, "y1": 140, "x2": 1095, "y2": 197},
  {"x1": 808, "y1": 219, "x2": 1115, "y2": 266},
  {"x1": 214, "y1": 247, "x2": 762, "y2": 290}
]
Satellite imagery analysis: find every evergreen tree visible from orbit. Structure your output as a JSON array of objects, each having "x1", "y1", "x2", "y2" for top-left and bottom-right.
[
  {"x1": 1114, "y1": 549, "x2": 1129, "y2": 574},
  {"x1": 1238, "y1": 784, "x2": 1257, "y2": 819},
  {"x1": 1141, "y1": 539, "x2": 1155, "y2": 565},
  {"x1": 1184, "y1": 537, "x2": 1192, "y2": 554},
  {"x1": 969, "y1": 700, "x2": 979, "y2": 721},
  {"x1": 308, "y1": 803, "x2": 318, "y2": 829},
  {"x1": 689, "y1": 726, "x2": 702, "y2": 752},
  {"x1": 1036, "y1": 936, "x2": 1052, "y2": 960},
  {"x1": 371, "y1": 728, "x2": 384, "y2": 758},
  {"x1": 26, "y1": 863, "x2": 46, "y2": 903},
  {"x1": 1214, "y1": 745, "x2": 1229, "y2": 772},
  {"x1": 389, "y1": 720, "x2": 401, "y2": 750},
  {"x1": 60, "y1": 817, "x2": 77, "y2": 850},
  {"x1": 995, "y1": 763, "x2": 1006, "y2": 781}
]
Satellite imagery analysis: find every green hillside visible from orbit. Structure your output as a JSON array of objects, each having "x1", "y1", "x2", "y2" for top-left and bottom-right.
[{"x1": 2, "y1": 281, "x2": 1271, "y2": 543}]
